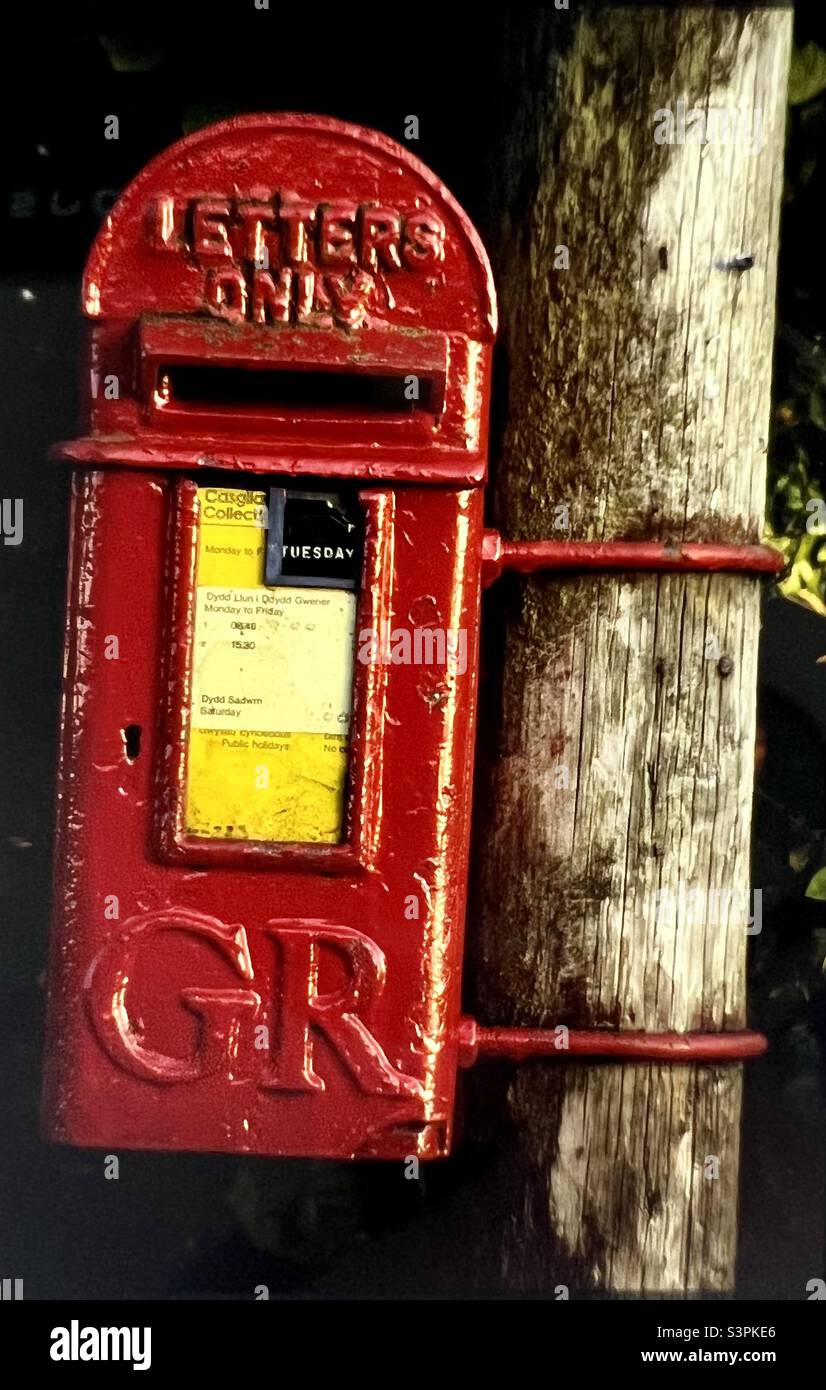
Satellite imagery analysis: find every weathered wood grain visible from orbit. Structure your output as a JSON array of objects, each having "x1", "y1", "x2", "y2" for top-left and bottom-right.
[{"x1": 473, "y1": 6, "x2": 791, "y2": 1292}]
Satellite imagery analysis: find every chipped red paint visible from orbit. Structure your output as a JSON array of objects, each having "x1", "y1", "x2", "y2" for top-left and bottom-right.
[
  {"x1": 42, "y1": 115, "x2": 494, "y2": 1160},
  {"x1": 53, "y1": 112, "x2": 495, "y2": 484}
]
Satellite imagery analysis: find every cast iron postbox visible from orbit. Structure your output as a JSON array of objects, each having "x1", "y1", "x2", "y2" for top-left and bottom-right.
[{"x1": 42, "y1": 114, "x2": 496, "y2": 1159}]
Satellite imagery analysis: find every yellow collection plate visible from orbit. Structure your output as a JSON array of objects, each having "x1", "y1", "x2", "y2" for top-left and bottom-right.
[{"x1": 185, "y1": 486, "x2": 355, "y2": 843}]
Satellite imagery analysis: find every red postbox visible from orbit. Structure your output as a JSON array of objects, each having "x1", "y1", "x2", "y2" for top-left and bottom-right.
[{"x1": 42, "y1": 114, "x2": 496, "y2": 1159}]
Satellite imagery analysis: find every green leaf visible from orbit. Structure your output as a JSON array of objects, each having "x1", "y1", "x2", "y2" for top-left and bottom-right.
[
  {"x1": 805, "y1": 866, "x2": 826, "y2": 900},
  {"x1": 789, "y1": 43, "x2": 826, "y2": 106},
  {"x1": 98, "y1": 36, "x2": 167, "y2": 73},
  {"x1": 810, "y1": 390, "x2": 826, "y2": 430}
]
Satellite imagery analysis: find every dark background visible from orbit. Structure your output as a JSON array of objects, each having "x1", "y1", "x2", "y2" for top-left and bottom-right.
[{"x1": 1, "y1": 8, "x2": 824, "y2": 1299}]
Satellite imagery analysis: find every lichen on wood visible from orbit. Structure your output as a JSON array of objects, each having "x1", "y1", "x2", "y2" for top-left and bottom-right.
[{"x1": 473, "y1": 6, "x2": 792, "y2": 1292}]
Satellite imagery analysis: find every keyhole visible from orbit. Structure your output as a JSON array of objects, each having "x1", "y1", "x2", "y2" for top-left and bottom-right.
[{"x1": 122, "y1": 724, "x2": 142, "y2": 762}]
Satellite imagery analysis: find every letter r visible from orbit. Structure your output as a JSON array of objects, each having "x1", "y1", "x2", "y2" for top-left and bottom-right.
[{"x1": 262, "y1": 923, "x2": 422, "y2": 1098}]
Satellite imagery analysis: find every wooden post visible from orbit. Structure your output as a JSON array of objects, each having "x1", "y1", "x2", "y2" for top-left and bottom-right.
[{"x1": 472, "y1": 6, "x2": 791, "y2": 1292}]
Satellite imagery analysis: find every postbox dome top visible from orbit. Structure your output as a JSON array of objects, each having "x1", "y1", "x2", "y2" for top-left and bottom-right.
[{"x1": 83, "y1": 112, "x2": 496, "y2": 340}]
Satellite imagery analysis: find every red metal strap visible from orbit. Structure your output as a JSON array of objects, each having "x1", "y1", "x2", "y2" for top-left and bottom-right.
[
  {"x1": 481, "y1": 530, "x2": 784, "y2": 588},
  {"x1": 474, "y1": 531, "x2": 776, "y2": 1065},
  {"x1": 458, "y1": 1018, "x2": 767, "y2": 1067}
]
